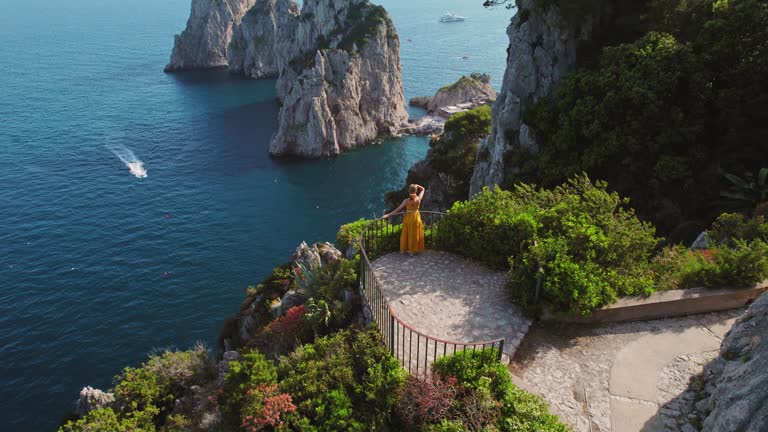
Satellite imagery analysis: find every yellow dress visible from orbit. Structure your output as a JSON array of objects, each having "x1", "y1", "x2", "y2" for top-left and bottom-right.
[{"x1": 400, "y1": 199, "x2": 425, "y2": 253}]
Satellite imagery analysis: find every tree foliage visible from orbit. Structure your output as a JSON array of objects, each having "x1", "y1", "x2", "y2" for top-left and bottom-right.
[{"x1": 513, "y1": 0, "x2": 768, "y2": 233}]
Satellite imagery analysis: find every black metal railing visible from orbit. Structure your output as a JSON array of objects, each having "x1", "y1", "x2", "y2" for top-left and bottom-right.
[{"x1": 358, "y1": 211, "x2": 504, "y2": 375}]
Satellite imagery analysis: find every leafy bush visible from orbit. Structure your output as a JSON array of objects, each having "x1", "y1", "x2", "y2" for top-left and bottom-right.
[
  {"x1": 435, "y1": 185, "x2": 539, "y2": 269},
  {"x1": 61, "y1": 347, "x2": 212, "y2": 431},
  {"x1": 60, "y1": 407, "x2": 157, "y2": 432},
  {"x1": 113, "y1": 346, "x2": 212, "y2": 419},
  {"x1": 278, "y1": 328, "x2": 406, "y2": 430},
  {"x1": 652, "y1": 241, "x2": 768, "y2": 290},
  {"x1": 219, "y1": 350, "x2": 282, "y2": 429},
  {"x1": 336, "y1": 219, "x2": 400, "y2": 258},
  {"x1": 439, "y1": 174, "x2": 658, "y2": 315},
  {"x1": 709, "y1": 213, "x2": 768, "y2": 245},
  {"x1": 254, "y1": 305, "x2": 308, "y2": 356},
  {"x1": 398, "y1": 349, "x2": 570, "y2": 432}
]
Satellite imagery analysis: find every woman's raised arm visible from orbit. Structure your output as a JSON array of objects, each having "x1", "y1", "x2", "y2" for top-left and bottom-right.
[
  {"x1": 384, "y1": 199, "x2": 407, "y2": 219},
  {"x1": 416, "y1": 184, "x2": 426, "y2": 201}
]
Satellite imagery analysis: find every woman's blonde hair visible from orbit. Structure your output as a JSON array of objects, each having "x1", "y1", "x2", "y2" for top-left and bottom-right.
[{"x1": 408, "y1": 184, "x2": 418, "y2": 198}]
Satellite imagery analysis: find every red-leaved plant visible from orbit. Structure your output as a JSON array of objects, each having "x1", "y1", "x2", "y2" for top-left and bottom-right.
[
  {"x1": 396, "y1": 374, "x2": 500, "y2": 431},
  {"x1": 257, "y1": 305, "x2": 307, "y2": 355},
  {"x1": 241, "y1": 384, "x2": 296, "y2": 432}
]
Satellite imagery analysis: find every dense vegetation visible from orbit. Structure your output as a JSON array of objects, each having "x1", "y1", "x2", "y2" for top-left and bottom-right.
[
  {"x1": 61, "y1": 346, "x2": 216, "y2": 431},
  {"x1": 398, "y1": 349, "x2": 570, "y2": 431},
  {"x1": 504, "y1": 0, "x2": 768, "y2": 235},
  {"x1": 436, "y1": 175, "x2": 768, "y2": 316}
]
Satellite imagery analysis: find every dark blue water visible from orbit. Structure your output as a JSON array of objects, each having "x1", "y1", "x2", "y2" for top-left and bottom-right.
[{"x1": 0, "y1": 0, "x2": 513, "y2": 429}]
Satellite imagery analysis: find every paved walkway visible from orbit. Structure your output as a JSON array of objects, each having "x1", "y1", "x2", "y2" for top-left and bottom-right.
[
  {"x1": 371, "y1": 250, "x2": 532, "y2": 361},
  {"x1": 509, "y1": 309, "x2": 743, "y2": 432}
]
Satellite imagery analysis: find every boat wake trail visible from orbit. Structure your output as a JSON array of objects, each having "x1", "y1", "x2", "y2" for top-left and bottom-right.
[{"x1": 108, "y1": 144, "x2": 147, "y2": 178}]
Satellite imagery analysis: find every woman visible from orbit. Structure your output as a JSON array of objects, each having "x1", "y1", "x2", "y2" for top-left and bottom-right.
[{"x1": 384, "y1": 184, "x2": 425, "y2": 256}]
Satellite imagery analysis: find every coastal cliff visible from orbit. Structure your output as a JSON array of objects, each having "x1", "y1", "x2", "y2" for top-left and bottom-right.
[
  {"x1": 268, "y1": 0, "x2": 408, "y2": 158},
  {"x1": 469, "y1": 0, "x2": 591, "y2": 195},
  {"x1": 165, "y1": 0, "x2": 256, "y2": 72}
]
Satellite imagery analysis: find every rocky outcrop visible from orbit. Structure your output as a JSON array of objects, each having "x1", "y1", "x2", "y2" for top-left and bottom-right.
[
  {"x1": 398, "y1": 116, "x2": 445, "y2": 136},
  {"x1": 469, "y1": 0, "x2": 592, "y2": 195},
  {"x1": 227, "y1": 0, "x2": 299, "y2": 78},
  {"x1": 427, "y1": 73, "x2": 495, "y2": 117},
  {"x1": 409, "y1": 96, "x2": 431, "y2": 109},
  {"x1": 74, "y1": 387, "x2": 114, "y2": 417},
  {"x1": 268, "y1": 0, "x2": 408, "y2": 158},
  {"x1": 694, "y1": 293, "x2": 768, "y2": 431},
  {"x1": 292, "y1": 241, "x2": 342, "y2": 273},
  {"x1": 165, "y1": 0, "x2": 256, "y2": 72},
  {"x1": 234, "y1": 241, "x2": 342, "y2": 344}
]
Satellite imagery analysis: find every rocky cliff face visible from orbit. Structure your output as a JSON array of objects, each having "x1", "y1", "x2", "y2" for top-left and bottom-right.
[
  {"x1": 165, "y1": 0, "x2": 256, "y2": 72},
  {"x1": 469, "y1": 0, "x2": 591, "y2": 195},
  {"x1": 227, "y1": 0, "x2": 301, "y2": 79},
  {"x1": 693, "y1": 293, "x2": 768, "y2": 431},
  {"x1": 268, "y1": 0, "x2": 408, "y2": 158}
]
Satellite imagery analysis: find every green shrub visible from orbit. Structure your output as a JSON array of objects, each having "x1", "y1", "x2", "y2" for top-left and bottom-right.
[
  {"x1": 112, "y1": 346, "x2": 212, "y2": 422},
  {"x1": 338, "y1": 217, "x2": 402, "y2": 259},
  {"x1": 709, "y1": 213, "x2": 768, "y2": 245},
  {"x1": 278, "y1": 328, "x2": 406, "y2": 430},
  {"x1": 219, "y1": 349, "x2": 280, "y2": 429},
  {"x1": 336, "y1": 219, "x2": 370, "y2": 254},
  {"x1": 62, "y1": 347, "x2": 211, "y2": 430},
  {"x1": 432, "y1": 348, "x2": 510, "y2": 399},
  {"x1": 439, "y1": 174, "x2": 658, "y2": 315},
  {"x1": 399, "y1": 349, "x2": 570, "y2": 432},
  {"x1": 651, "y1": 240, "x2": 768, "y2": 290},
  {"x1": 435, "y1": 185, "x2": 539, "y2": 269},
  {"x1": 60, "y1": 407, "x2": 157, "y2": 432},
  {"x1": 422, "y1": 419, "x2": 467, "y2": 432}
]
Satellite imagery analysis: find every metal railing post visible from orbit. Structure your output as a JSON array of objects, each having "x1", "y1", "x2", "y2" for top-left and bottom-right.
[{"x1": 389, "y1": 314, "x2": 395, "y2": 355}]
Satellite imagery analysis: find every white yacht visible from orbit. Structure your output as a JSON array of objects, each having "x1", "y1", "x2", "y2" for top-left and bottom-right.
[{"x1": 439, "y1": 12, "x2": 466, "y2": 22}]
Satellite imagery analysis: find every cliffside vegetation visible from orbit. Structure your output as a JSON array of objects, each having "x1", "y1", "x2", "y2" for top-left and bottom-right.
[
  {"x1": 60, "y1": 222, "x2": 568, "y2": 431},
  {"x1": 386, "y1": 105, "x2": 492, "y2": 210},
  {"x1": 489, "y1": 0, "x2": 768, "y2": 236}
]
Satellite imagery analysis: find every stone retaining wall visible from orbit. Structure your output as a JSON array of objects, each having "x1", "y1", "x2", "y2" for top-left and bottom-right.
[{"x1": 549, "y1": 281, "x2": 767, "y2": 323}]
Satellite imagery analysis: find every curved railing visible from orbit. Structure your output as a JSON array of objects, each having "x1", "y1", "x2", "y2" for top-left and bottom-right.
[{"x1": 358, "y1": 211, "x2": 504, "y2": 375}]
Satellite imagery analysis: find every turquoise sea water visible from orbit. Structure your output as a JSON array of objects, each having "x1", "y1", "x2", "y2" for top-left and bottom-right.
[{"x1": 0, "y1": 0, "x2": 513, "y2": 429}]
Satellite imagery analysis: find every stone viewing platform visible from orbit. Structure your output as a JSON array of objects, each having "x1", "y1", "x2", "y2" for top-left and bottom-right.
[{"x1": 371, "y1": 250, "x2": 531, "y2": 363}]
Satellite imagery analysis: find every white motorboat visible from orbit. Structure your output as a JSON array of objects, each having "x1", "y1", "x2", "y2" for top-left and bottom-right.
[{"x1": 439, "y1": 12, "x2": 466, "y2": 22}]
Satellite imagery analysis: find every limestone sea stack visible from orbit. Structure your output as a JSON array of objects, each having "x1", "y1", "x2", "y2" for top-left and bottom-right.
[
  {"x1": 469, "y1": 0, "x2": 592, "y2": 195},
  {"x1": 227, "y1": 0, "x2": 300, "y2": 79},
  {"x1": 269, "y1": 0, "x2": 409, "y2": 158},
  {"x1": 165, "y1": 0, "x2": 256, "y2": 72}
]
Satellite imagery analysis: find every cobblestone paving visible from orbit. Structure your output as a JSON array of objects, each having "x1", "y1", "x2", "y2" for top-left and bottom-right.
[
  {"x1": 509, "y1": 309, "x2": 744, "y2": 432},
  {"x1": 371, "y1": 250, "x2": 532, "y2": 365}
]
